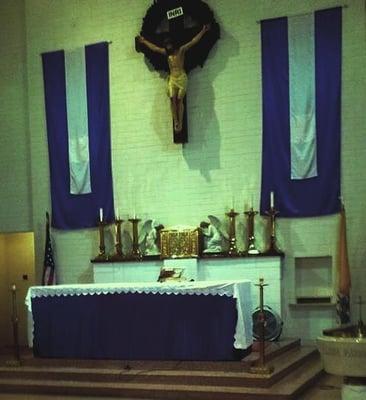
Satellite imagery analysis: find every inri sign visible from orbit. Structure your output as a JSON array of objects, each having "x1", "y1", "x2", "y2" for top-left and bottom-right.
[{"x1": 167, "y1": 7, "x2": 184, "y2": 20}]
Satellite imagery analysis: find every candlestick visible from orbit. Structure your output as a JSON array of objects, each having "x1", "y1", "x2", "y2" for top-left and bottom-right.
[
  {"x1": 6, "y1": 284, "x2": 21, "y2": 366},
  {"x1": 249, "y1": 279, "x2": 274, "y2": 375},
  {"x1": 128, "y1": 217, "x2": 142, "y2": 260},
  {"x1": 244, "y1": 208, "x2": 260, "y2": 255},
  {"x1": 92, "y1": 220, "x2": 108, "y2": 261},
  {"x1": 263, "y1": 207, "x2": 284, "y2": 256},
  {"x1": 225, "y1": 209, "x2": 239, "y2": 256},
  {"x1": 110, "y1": 218, "x2": 124, "y2": 261}
]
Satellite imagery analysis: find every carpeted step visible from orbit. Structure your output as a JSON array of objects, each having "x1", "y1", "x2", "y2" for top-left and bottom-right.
[
  {"x1": 0, "y1": 356, "x2": 323, "y2": 400},
  {"x1": 0, "y1": 346, "x2": 318, "y2": 389}
]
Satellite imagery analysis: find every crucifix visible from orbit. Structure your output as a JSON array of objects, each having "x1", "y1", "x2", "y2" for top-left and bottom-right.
[{"x1": 135, "y1": 2, "x2": 218, "y2": 144}]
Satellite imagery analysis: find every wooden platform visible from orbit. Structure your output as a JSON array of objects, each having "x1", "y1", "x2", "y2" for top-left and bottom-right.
[{"x1": 0, "y1": 339, "x2": 323, "y2": 399}]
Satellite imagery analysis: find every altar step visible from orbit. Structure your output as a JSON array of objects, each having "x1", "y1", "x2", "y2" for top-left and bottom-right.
[
  {"x1": 0, "y1": 344, "x2": 316, "y2": 388},
  {"x1": 0, "y1": 339, "x2": 323, "y2": 399},
  {"x1": 1, "y1": 338, "x2": 301, "y2": 371}
]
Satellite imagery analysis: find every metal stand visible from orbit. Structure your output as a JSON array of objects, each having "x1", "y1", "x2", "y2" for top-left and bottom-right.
[
  {"x1": 110, "y1": 219, "x2": 124, "y2": 261},
  {"x1": 225, "y1": 209, "x2": 239, "y2": 256},
  {"x1": 356, "y1": 296, "x2": 365, "y2": 338},
  {"x1": 93, "y1": 221, "x2": 108, "y2": 261},
  {"x1": 244, "y1": 208, "x2": 260, "y2": 255},
  {"x1": 249, "y1": 278, "x2": 274, "y2": 375},
  {"x1": 263, "y1": 208, "x2": 284, "y2": 256},
  {"x1": 129, "y1": 217, "x2": 142, "y2": 260},
  {"x1": 6, "y1": 284, "x2": 21, "y2": 367}
]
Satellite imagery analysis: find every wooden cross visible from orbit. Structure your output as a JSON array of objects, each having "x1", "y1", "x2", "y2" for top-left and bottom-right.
[{"x1": 136, "y1": 3, "x2": 207, "y2": 144}]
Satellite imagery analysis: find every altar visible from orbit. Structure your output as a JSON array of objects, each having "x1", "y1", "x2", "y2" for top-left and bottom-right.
[
  {"x1": 93, "y1": 256, "x2": 283, "y2": 316},
  {"x1": 26, "y1": 280, "x2": 253, "y2": 361}
]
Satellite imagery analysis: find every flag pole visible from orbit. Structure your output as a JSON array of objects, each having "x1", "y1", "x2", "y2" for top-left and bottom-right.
[
  {"x1": 336, "y1": 199, "x2": 351, "y2": 325},
  {"x1": 42, "y1": 211, "x2": 56, "y2": 286}
]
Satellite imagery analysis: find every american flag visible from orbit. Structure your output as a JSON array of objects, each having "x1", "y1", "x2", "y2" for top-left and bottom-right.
[{"x1": 42, "y1": 212, "x2": 56, "y2": 285}]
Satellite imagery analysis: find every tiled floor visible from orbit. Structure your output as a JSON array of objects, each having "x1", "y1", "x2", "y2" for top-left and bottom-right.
[{"x1": 0, "y1": 373, "x2": 343, "y2": 400}]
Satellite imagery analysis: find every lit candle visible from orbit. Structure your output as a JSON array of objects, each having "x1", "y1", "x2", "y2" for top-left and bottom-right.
[
  {"x1": 114, "y1": 223, "x2": 119, "y2": 244},
  {"x1": 270, "y1": 191, "x2": 274, "y2": 209},
  {"x1": 99, "y1": 208, "x2": 103, "y2": 222}
]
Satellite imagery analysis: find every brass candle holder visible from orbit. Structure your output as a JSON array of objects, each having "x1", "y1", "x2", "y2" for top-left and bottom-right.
[
  {"x1": 263, "y1": 207, "x2": 284, "y2": 256},
  {"x1": 128, "y1": 217, "x2": 142, "y2": 260},
  {"x1": 249, "y1": 278, "x2": 274, "y2": 375},
  {"x1": 244, "y1": 208, "x2": 260, "y2": 255},
  {"x1": 225, "y1": 209, "x2": 239, "y2": 256},
  {"x1": 109, "y1": 219, "x2": 125, "y2": 261},
  {"x1": 6, "y1": 284, "x2": 21, "y2": 367},
  {"x1": 93, "y1": 220, "x2": 108, "y2": 261}
]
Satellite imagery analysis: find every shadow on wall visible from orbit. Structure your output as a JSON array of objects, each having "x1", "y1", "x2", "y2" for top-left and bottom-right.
[
  {"x1": 78, "y1": 265, "x2": 94, "y2": 284},
  {"x1": 182, "y1": 28, "x2": 239, "y2": 182},
  {"x1": 149, "y1": 27, "x2": 239, "y2": 180},
  {"x1": 152, "y1": 76, "x2": 171, "y2": 146}
]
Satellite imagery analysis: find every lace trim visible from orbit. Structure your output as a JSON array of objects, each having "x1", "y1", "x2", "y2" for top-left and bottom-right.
[{"x1": 26, "y1": 280, "x2": 253, "y2": 349}]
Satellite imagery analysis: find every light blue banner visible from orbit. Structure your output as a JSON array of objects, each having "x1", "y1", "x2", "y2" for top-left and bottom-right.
[
  {"x1": 65, "y1": 47, "x2": 91, "y2": 194},
  {"x1": 288, "y1": 14, "x2": 318, "y2": 180}
]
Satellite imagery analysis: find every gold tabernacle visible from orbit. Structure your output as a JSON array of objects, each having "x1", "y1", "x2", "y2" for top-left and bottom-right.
[{"x1": 160, "y1": 227, "x2": 201, "y2": 259}]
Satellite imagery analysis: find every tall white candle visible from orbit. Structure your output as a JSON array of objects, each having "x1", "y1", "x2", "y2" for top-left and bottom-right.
[
  {"x1": 270, "y1": 191, "x2": 274, "y2": 208},
  {"x1": 116, "y1": 207, "x2": 119, "y2": 220},
  {"x1": 251, "y1": 194, "x2": 254, "y2": 209},
  {"x1": 99, "y1": 208, "x2": 103, "y2": 222}
]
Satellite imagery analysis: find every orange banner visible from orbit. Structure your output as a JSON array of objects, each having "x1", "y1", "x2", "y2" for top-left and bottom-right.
[{"x1": 338, "y1": 206, "x2": 351, "y2": 296}]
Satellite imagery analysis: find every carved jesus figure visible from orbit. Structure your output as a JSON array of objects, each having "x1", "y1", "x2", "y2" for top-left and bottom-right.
[{"x1": 137, "y1": 24, "x2": 210, "y2": 132}]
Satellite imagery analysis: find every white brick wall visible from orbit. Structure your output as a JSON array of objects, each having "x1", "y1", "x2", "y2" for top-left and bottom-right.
[
  {"x1": 0, "y1": 0, "x2": 364, "y2": 340},
  {"x1": 0, "y1": 0, "x2": 32, "y2": 232}
]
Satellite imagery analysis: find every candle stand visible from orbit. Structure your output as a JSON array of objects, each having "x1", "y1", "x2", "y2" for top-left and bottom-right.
[
  {"x1": 6, "y1": 285, "x2": 21, "y2": 366},
  {"x1": 129, "y1": 217, "x2": 143, "y2": 260},
  {"x1": 110, "y1": 219, "x2": 125, "y2": 261},
  {"x1": 249, "y1": 278, "x2": 274, "y2": 375},
  {"x1": 263, "y1": 208, "x2": 284, "y2": 256},
  {"x1": 225, "y1": 209, "x2": 239, "y2": 256},
  {"x1": 93, "y1": 221, "x2": 108, "y2": 261},
  {"x1": 244, "y1": 208, "x2": 260, "y2": 255}
]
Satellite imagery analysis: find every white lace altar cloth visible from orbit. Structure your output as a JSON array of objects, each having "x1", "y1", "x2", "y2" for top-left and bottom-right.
[{"x1": 26, "y1": 279, "x2": 253, "y2": 349}]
